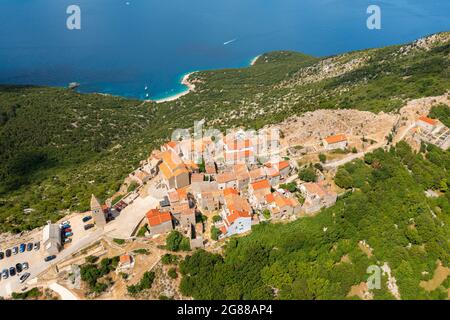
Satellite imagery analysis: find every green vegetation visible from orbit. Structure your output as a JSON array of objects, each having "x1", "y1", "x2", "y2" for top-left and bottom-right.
[
  {"x1": 179, "y1": 144, "x2": 450, "y2": 299},
  {"x1": 136, "y1": 224, "x2": 149, "y2": 237},
  {"x1": 212, "y1": 215, "x2": 222, "y2": 223},
  {"x1": 161, "y1": 253, "x2": 179, "y2": 265},
  {"x1": 127, "y1": 271, "x2": 156, "y2": 295},
  {"x1": 165, "y1": 230, "x2": 191, "y2": 252},
  {"x1": 80, "y1": 256, "x2": 120, "y2": 294},
  {"x1": 262, "y1": 209, "x2": 271, "y2": 220},
  {"x1": 113, "y1": 238, "x2": 125, "y2": 245},
  {"x1": 279, "y1": 182, "x2": 298, "y2": 193},
  {"x1": 85, "y1": 255, "x2": 99, "y2": 264},
  {"x1": 168, "y1": 267, "x2": 178, "y2": 279},
  {"x1": 0, "y1": 33, "x2": 449, "y2": 233},
  {"x1": 429, "y1": 104, "x2": 450, "y2": 127},
  {"x1": 298, "y1": 166, "x2": 317, "y2": 182},
  {"x1": 133, "y1": 248, "x2": 150, "y2": 255},
  {"x1": 319, "y1": 153, "x2": 327, "y2": 163},
  {"x1": 11, "y1": 287, "x2": 41, "y2": 300},
  {"x1": 211, "y1": 226, "x2": 222, "y2": 241},
  {"x1": 127, "y1": 181, "x2": 139, "y2": 193}
]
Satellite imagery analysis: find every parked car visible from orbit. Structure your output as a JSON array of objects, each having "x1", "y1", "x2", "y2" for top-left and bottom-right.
[
  {"x1": 12, "y1": 247, "x2": 18, "y2": 255},
  {"x1": 22, "y1": 262, "x2": 29, "y2": 270},
  {"x1": 64, "y1": 238, "x2": 72, "y2": 244},
  {"x1": 19, "y1": 273, "x2": 30, "y2": 284},
  {"x1": 0, "y1": 252, "x2": 4, "y2": 260},
  {"x1": 84, "y1": 224, "x2": 95, "y2": 231},
  {"x1": 44, "y1": 255, "x2": 56, "y2": 262},
  {"x1": 9, "y1": 267, "x2": 16, "y2": 277},
  {"x1": 2, "y1": 269, "x2": 8, "y2": 279},
  {"x1": 62, "y1": 220, "x2": 70, "y2": 225},
  {"x1": 26, "y1": 243, "x2": 33, "y2": 251},
  {"x1": 15, "y1": 263, "x2": 23, "y2": 273},
  {"x1": 64, "y1": 228, "x2": 72, "y2": 233},
  {"x1": 65, "y1": 232, "x2": 73, "y2": 237},
  {"x1": 34, "y1": 242, "x2": 40, "y2": 251},
  {"x1": 59, "y1": 223, "x2": 71, "y2": 229},
  {"x1": 82, "y1": 216, "x2": 92, "y2": 223},
  {"x1": 5, "y1": 249, "x2": 11, "y2": 258},
  {"x1": 19, "y1": 244, "x2": 26, "y2": 253}
]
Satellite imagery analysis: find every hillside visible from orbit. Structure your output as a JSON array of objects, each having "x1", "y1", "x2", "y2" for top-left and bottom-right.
[
  {"x1": 0, "y1": 32, "x2": 449, "y2": 232},
  {"x1": 179, "y1": 143, "x2": 450, "y2": 300}
]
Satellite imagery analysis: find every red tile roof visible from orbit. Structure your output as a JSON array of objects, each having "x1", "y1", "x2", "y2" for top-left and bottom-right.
[
  {"x1": 146, "y1": 209, "x2": 172, "y2": 227},
  {"x1": 325, "y1": 134, "x2": 347, "y2": 144},
  {"x1": 251, "y1": 179, "x2": 271, "y2": 190},
  {"x1": 418, "y1": 116, "x2": 437, "y2": 126}
]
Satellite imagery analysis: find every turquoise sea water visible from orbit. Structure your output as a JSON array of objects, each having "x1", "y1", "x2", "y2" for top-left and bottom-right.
[{"x1": 0, "y1": 0, "x2": 449, "y2": 100}]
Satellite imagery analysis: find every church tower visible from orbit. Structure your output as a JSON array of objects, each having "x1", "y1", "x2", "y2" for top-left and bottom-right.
[{"x1": 91, "y1": 194, "x2": 107, "y2": 228}]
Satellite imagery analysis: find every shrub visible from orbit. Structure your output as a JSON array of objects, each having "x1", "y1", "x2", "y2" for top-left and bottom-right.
[
  {"x1": 127, "y1": 181, "x2": 138, "y2": 193},
  {"x1": 319, "y1": 153, "x2": 327, "y2": 163},
  {"x1": 127, "y1": 271, "x2": 155, "y2": 295},
  {"x1": 165, "y1": 231, "x2": 191, "y2": 252},
  {"x1": 298, "y1": 167, "x2": 317, "y2": 182},
  {"x1": 211, "y1": 226, "x2": 222, "y2": 241},
  {"x1": 161, "y1": 253, "x2": 179, "y2": 265},
  {"x1": 113, "y1": 238, "x2": 125, "y2": 245},
  {"x1": 168, "y1": 267, "x2": 178, "y2": 279},
  {"x1": 85, "y1": 255, "x2": 99, "y2": 264}
]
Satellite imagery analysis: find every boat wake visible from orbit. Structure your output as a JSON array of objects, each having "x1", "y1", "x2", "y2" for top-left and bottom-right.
[{"x1": 223, "y1": 38, "x2": 237, "y2": 45}]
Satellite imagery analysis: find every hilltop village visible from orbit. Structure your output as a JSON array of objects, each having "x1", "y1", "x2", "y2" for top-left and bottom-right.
[{"x1": 0, "y1": 94, "x2": 449, "y2": 299}]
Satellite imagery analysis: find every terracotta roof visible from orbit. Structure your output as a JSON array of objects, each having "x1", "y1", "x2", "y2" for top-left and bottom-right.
[
  {"x1": 251, "y1": 179, "x2": 271, "y2": 190},
  {"x1": 249, "y1": 168, "x2": 266, "y2": 180},
  {"x1": 264, "y1": 166, "x2": 280, "y2": 178},
  {"x1": 325, "y1": 134, "x2": 347, "y2": 144},
  {"x1": 265, "y1": 160, "x2": 290, "y2": 171},
  {"x1": 216, "y1": 172, "x2": 236, "y2": 184},
  {"x1": 158, "y1": 162, "x2": 172, "y2": 179},
  {"x1": 226, "y1": 210, "x2": 251, "y2": 225},
  {"x1": 265, "y1": 193, "x2": 275, "y2": 203},
  {"x1": 223, "y1": 188, "x2": 239, "y2": 197},
  {"x1": 205, "y1": 163, "x2": 217, "y2": 174},
  {"x1": 233, "y1": 164, "x2": 249, "y2": 181},
  {"x1": 191, "y1": 173, "x2": 205, "y2": 183},
  {"x1": 120, "y1": 255, "x2": 132, "y2": 264},
  {"x1": 167, "y1": 141, "x2": 178, "y2": 149},
  {"x1": 418, "y1": 116, "x2": 437, "y2": 126},
  {"x1": 176, "y1": 187, "x2": 189, "y2": 200},
  {"x1": 146, "y1": 209, "x2": 172, "y2": 227}
]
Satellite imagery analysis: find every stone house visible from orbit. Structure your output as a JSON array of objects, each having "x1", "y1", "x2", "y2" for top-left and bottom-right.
[
  {"x1": 300, "y1": 182, "x2": 337, "y2": 214},
  {"x1": 146, "y1": 209, "x2": 173, "y2": 235}
]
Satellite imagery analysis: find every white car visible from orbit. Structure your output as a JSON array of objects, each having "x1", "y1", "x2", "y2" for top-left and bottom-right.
[{"x1": 22, "y1": 262, "x2": 29, "y2": 270}]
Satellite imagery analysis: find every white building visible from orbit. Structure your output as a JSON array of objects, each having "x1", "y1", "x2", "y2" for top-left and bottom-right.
[
  {"x1": 42, "y1": 221, "x2": 62, "y2": 255},
  {"x1": 323, "y1": 134, "x2": 348, "y2": 151}
]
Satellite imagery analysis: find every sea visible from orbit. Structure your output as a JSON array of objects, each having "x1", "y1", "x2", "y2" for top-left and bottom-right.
[{"x1": 0, "y1": 0, "x2": 449, "y2": 100}]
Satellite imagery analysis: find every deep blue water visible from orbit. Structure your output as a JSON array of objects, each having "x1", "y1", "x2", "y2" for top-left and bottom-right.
[{"x1": 0, "y1": 0, "x2": 449, "y2": 100}]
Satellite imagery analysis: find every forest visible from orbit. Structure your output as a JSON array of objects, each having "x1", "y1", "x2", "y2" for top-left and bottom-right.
[{"x1": 179, "y1": 143, "x2": 450, "y2": 299}]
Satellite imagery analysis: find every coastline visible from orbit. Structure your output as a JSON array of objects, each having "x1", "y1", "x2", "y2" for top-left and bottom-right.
[
  {"x1": 250, "y1": 54, "x2": 261, "y2": 66},
  {"x1": 149, "y1": 72, "x2": 196, "y2": 104},
  {"x1": 149, "y1": 54, "x2": 261, "y2": 104}
]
